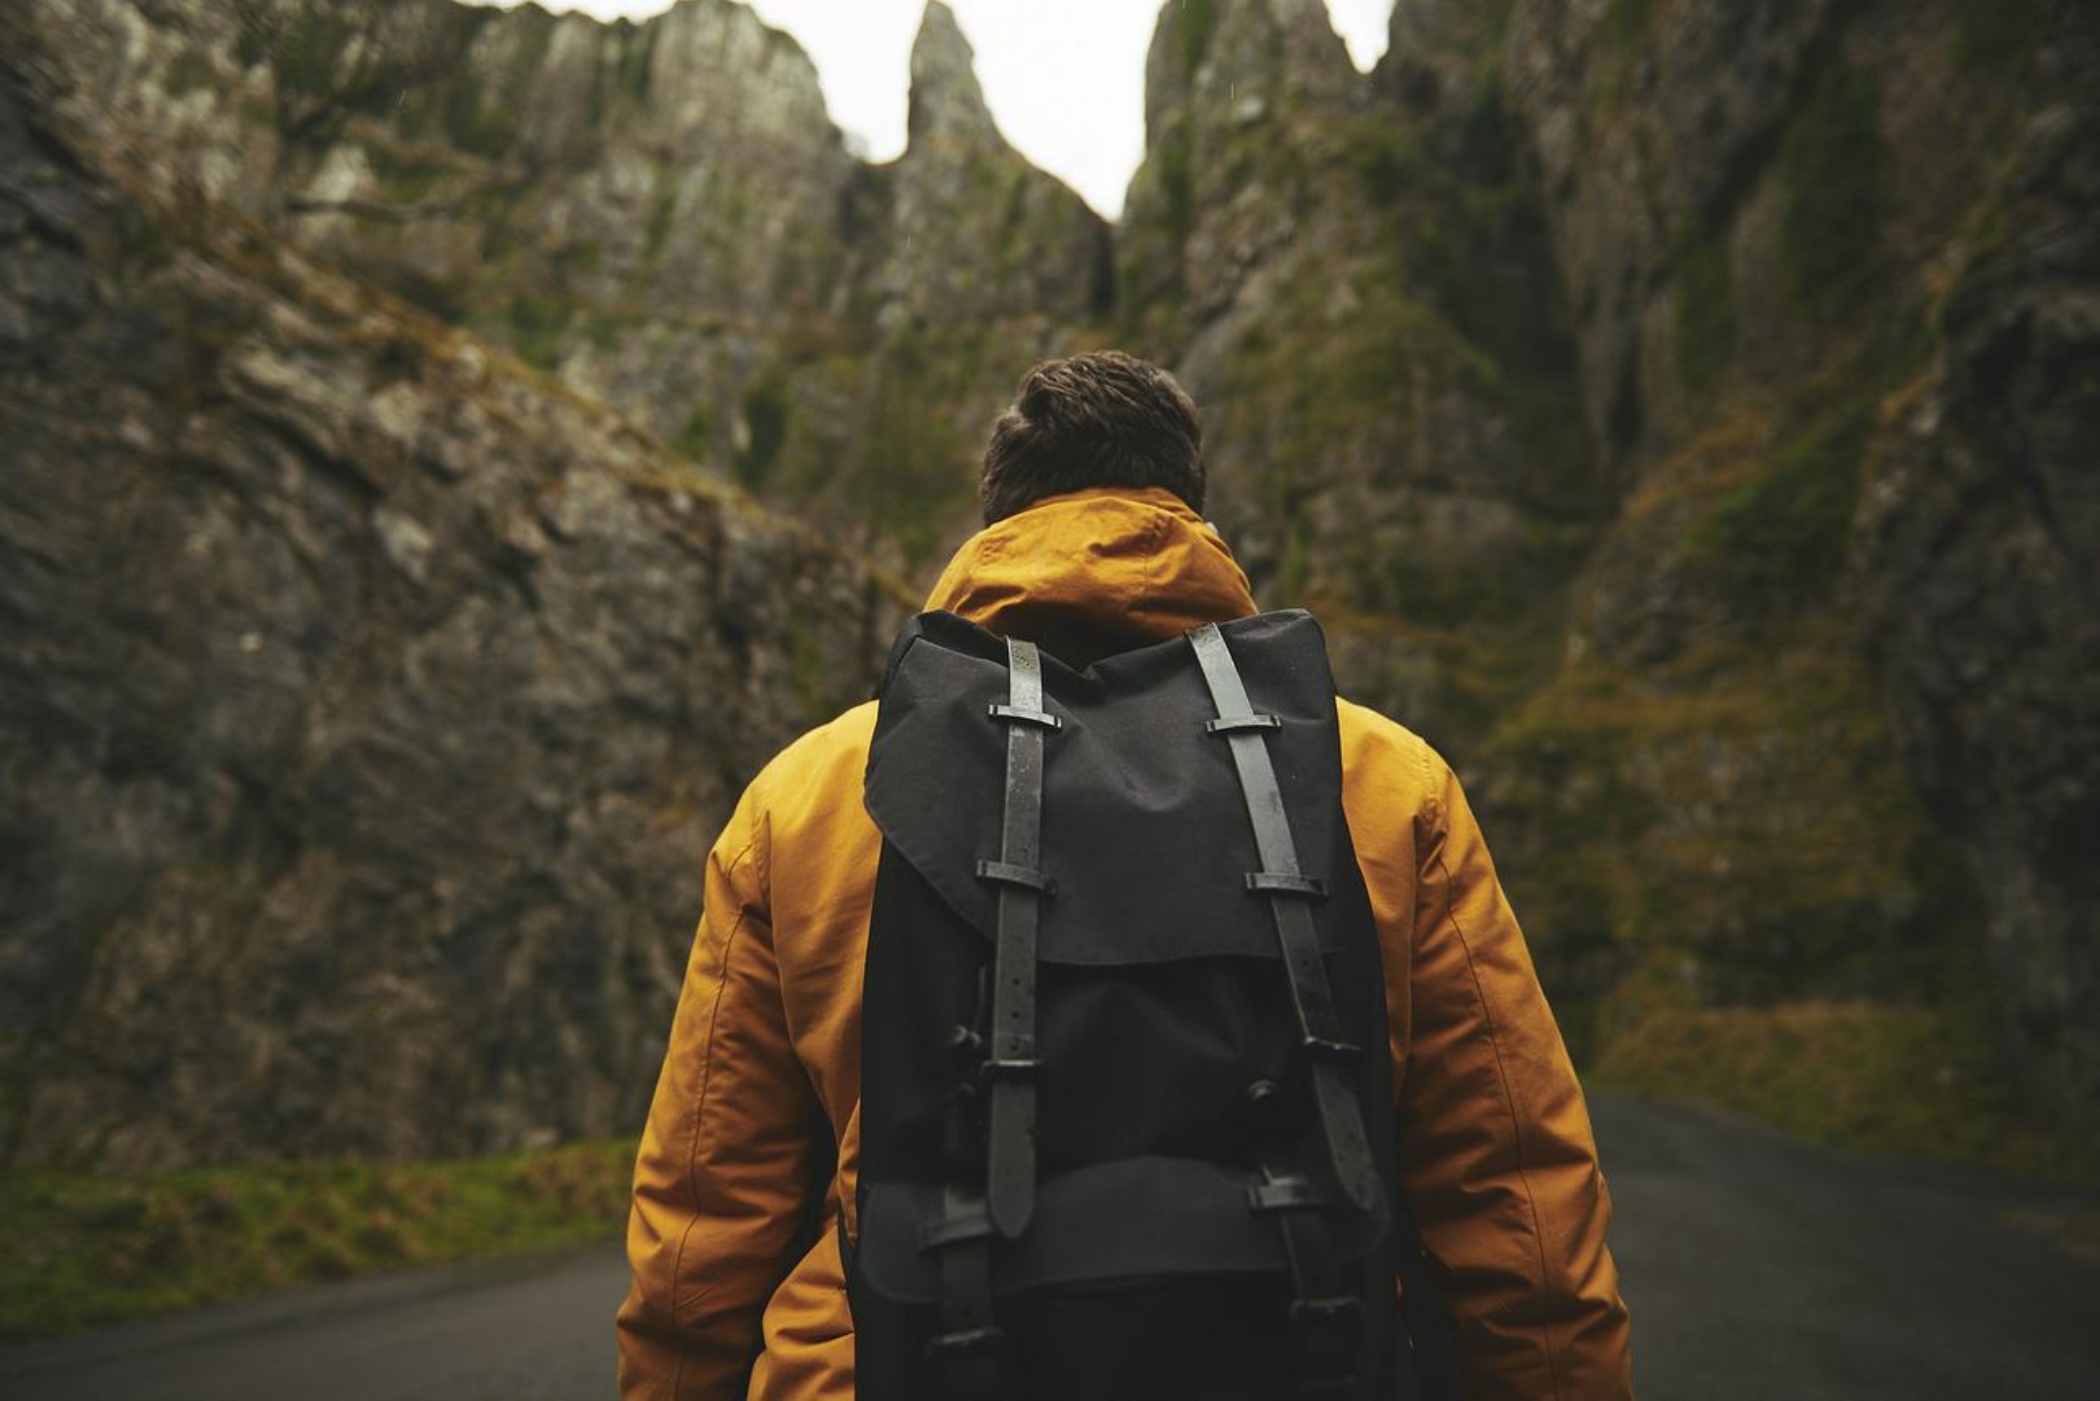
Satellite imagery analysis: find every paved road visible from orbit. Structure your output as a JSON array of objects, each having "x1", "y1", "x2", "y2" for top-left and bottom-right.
[{"x1": 5, "y1": 1094, "x2": 2097, "y2": 1398}]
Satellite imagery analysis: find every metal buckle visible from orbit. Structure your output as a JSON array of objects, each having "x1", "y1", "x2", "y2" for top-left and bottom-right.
[
  {"x1": 1247, "y1": 1174, "x2": 1327, "y2": 1212},
  {"x1": 1204, "y1": 712, "x2": 1283, "y2": 734},
  {"x1": 1303, "y1": 1035, "x2": 1362, "y2": 1064},
  {"x1": 1289, "y1": 1294, "x2": 1364, "y2": 1326},
  {"x1": 980, "y1": 1056, "x2": 1041, "y2": 1080},
  {"x1": 987, "y1": 702, "x2": 1061, "y2": 729},
  {"x1": 924, "y1": 1324, "x2": 1008, "y2": 1361},
  {"x1": 975, "y1": 859, "x2": 1055, "y2": 894},
  {"x1": 1246, "y1": 870, "x2": 1328, "y2": 898}
]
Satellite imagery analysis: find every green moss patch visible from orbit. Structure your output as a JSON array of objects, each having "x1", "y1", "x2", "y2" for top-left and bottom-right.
[
  {"x1": 851, "y1": 344, "x2": 978, "y2": 562},
  {"x1": 1177, "y1": 0, "x2": 1221, "y2": 81},
  {"x1": 1674, "y1": 234, "x2": 1736, "y2": 393},
  {"x1": 1950, "y1": 0, "x2": 2047, "y2": 70},
  {"x1": 1780, "y1": 57, "x2": 1890, "y2": 307},
  {"x1": 734, "y1": 373, "x2": 792, "y2": 488},
  {"x1": 0, "y1": 1139, "x2": 635, "y2": 1338},
  {"x1": 363, "y1": 141, "x2": 458, "y2": 206},
  {"x1": 1688, "y1": 399, "x2": 1871, "y2": 613},
  {"x1": 672, "y1": 401, "x2": 714, "y2": 462},
  {"x1": 1480, "y1": 625, "x2": 1975, "y2": 1059},
  {"x1": 1594, "y1": 1002, "x2": 2100, "y2": 1184},
  {"x1": 503, "y1": 294, "x2": 572, "y2": 371},
  {"x1": 1607, "y1": 0, "x2": 1660, "y2": 51}
]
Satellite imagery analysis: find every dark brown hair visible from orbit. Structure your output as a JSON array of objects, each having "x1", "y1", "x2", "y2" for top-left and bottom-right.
[{"x1": 979, "y1": 351, "x2": 1205, "y2": 525}]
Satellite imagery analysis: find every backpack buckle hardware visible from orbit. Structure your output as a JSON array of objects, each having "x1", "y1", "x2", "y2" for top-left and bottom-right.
[
  {"x1": 1204, "y1": 712, "x2": 1283, "y2": 734},
  {"x1": 987, "y1": 702, "x2": 1061, "y2": 729},
  {"x1": 1247, "y1": 1174, "x2": 1327, "y2": 1212},
  {"x1": 975, "y1": 859, "x2": 1055, "y2": 895},
  {"x1": 924, "y1": 1324, "x2": 1008, "y2": 1361},
  {"x1": 1289, "y1": 1295, "x2": 1364, "y2": 1326},
  {"x1": 1302, "y1": 1035, "x2": 1362, "y2": 1064},
  {"x1": 1246, "y1": 871, "x2": 1328, "y2": 899},
  {"x1": 980, "y1": 1056, "x2": 1041, "y2": 1080}
]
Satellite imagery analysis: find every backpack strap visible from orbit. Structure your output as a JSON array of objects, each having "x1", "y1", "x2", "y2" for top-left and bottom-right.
[
  {"x1": 979, "y1": 637, "x2": 1054, "y2": 1238},
  {"x1": 921, "y1": 974, "x2": 1004, "y2": 1398},
  {"x1": 919, "y1": 639, "x2": 1054, "y2": 1397},
  {"x1": 1188, "y1": 623, "x2": 1382, "y2": 1212},
  {"x1": 1250, "y1": 1165, "x2": 1366, "y2": 1400}
]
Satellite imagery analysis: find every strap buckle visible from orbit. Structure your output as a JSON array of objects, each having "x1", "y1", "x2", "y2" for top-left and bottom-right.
[
  {"x1": 1204, "y1": 712, "x2": 1283, "y2": 734},
  {"x1": 1303, "y1": 1035, "x2": 1363, "y2": 1064},
  {"x1": 1247, "y1": 870, "x2": 1328, "y2": 898},
  {"x1": 975, "y1": 859, "x2": 1054, "y2": 894},
  {"x1": 1290, "y1": 1294, "x2": 1364, "y2": 1326},
  {"x1": 924, "y1": 1324, "x2": 1008, "y2": 1361},
  {"x1": 988, "y1": 702, "x2": 1061, "y2": 729},
  {"x1": 918, "y1": 1209, "x2": 995, "y2": 1251},
  {"x1": 1247, "y1": 1174, "x2": 1328, "y2": 1212},
  {"x1": 980, "y1": 1056, "x2": 1041, "y2": 1080}
]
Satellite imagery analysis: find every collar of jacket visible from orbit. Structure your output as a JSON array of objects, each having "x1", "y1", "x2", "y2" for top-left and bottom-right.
[{"x1": 922, "y1": 486, "x2": 1258, "y2": 667}]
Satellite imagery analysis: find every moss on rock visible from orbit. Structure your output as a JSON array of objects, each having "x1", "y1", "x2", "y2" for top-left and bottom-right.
[
  {"x1": 1594, "y1": 1000, "x2": 2100, "y2": 1183},
  {"x1": 1780, "y1": 57, "x2": 1890, "y2": 308},
  {"x1": 1674, "y1": 234, "x2": 1736, "y2": 394},
  {"x1": 1689, "y1": 400, "x2": 1872, "y2": 614}
]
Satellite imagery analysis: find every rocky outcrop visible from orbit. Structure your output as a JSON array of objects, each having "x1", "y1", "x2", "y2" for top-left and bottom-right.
[
  {"x1": 18, "y1": 0, "x2": 1108, "y2": 560},
  {"x1": 874, "y1": 2, "x2": 1110, "y2": 330},
  {"x1": 1472, "y1": 0, "x2": 2100, "y2": 1125},
  {"x1": 4, "y1": 0, "x2": 2095, "y2": 1169},
  {"x1": 1862, "y1": 104, "x2": 2100, "y2": 1126},
  {"x1": 0, "y1": 18, "x2": 906, "y2": 1167},
  {"x1": 1118, "y1": 0, "x2": 1602, "y2": 753}
]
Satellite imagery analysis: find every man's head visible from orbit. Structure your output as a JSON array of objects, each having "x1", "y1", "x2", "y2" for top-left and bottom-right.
[{"x1": 979, "y1": 351, "x2": 1204, "y2": 525}]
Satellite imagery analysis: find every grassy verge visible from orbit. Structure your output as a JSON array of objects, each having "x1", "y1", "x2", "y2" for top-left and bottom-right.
[
  {"x1": 0, "y1": 1138, "x2": 636, "y2": 1339},
  {"x1": 1591, "y1": 1001, "x2": 2100, "y2": 1186}
]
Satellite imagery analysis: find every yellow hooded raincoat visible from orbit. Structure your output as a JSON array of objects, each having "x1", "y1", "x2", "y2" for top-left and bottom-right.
[{"x1": 617, "y1": 488, "x2": 1633, "y2": 1399}]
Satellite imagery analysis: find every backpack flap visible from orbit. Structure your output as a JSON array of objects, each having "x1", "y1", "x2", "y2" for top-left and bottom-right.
[{"x1": 864, "y1": 609, "x2": 1349, "y2": 967}]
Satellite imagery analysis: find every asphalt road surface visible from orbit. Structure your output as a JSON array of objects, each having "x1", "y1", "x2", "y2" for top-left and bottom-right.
[{"x1": 5, "y1": 1093, "x2": 2097, "y2": 1399}]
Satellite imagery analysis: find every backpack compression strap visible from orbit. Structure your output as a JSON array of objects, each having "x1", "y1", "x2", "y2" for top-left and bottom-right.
[
  {"x1": 920, "y1": 639, "x2": 1056, "y2": 1397},
  {"x1": 978, "y1": 637, "x2": 1056, "y2": 1238},
  {"x1": 1187, "y1": 623, "x2": 1382, "y2": 1212}
]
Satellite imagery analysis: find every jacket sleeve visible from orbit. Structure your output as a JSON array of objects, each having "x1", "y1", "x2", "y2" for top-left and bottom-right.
[
  {"x1": 617, "y1": 782, "x2": 824, "y2": 1400},
  {"x1": 1398, "y1": 751, "x2": 1632, "y2": 1400}
]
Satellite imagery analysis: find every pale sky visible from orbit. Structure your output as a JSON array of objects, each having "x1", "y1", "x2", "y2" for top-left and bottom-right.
[{"x1": 482, "y1": 1, "x2": 1395, "y2": 218}]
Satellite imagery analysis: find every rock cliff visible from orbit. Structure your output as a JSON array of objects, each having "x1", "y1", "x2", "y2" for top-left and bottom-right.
[
  {"x1": 1, "y1": 2, "x2": 910, "y2": 1167},
  {"x1": 4, "y1": 0, "x2": 2094, "y2": 1166}
]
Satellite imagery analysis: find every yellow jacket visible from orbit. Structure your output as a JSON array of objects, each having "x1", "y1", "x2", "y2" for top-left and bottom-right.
[{"x1": 617, "y1": 488, "x2": 1633, "y2": 1399}]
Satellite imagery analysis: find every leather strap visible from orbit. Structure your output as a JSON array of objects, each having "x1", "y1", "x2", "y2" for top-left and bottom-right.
[
  {"x1": 928, "y1": 1180, "x2": 1004, "y2": 1396},
  {"x1": 982, "y1": 638, "x2": 1048, "y2": 1239},
  {"x1": 1251, "y1": 1164, "x2": 1363, "y2": 1400},
  {"x1": 925, "y1": 985, "x2": 1005, "y2": 1399},
  {"x1": 1189, "y1": 623, "x2": 1381, "y2": 1212}
]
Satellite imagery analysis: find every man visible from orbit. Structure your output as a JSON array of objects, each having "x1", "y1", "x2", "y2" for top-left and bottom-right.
[{"x1": 617, "y1": 351, "x2": 1633, "y2": 1399}]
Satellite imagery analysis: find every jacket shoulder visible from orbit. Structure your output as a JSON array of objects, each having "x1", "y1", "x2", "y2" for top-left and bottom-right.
[
  {"x1": 1336, "y1": 697, "x2": 1442, "y2": 816},
  {"x1": 747, "y1": 700, "x2": 879, "y2": 815}
]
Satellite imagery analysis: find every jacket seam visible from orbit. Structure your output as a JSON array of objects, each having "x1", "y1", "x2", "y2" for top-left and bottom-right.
[
  {"x1": 1429, "y1": 805, "x2": 1570, "y2": 1399},
  {"x1": 667, "y1": 822, "x2": 766, "y2": 1400}
]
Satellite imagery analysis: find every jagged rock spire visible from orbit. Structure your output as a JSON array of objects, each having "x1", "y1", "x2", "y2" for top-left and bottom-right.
[
  {"x1": 907, "y1": 0, "x2": 999, "y2": 152},
  {"x1": 1144, "y1": 0, "x2": 1357, "y2": 139}
]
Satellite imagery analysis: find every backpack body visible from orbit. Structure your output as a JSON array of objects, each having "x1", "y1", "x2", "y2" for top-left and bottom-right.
[{"x1": 849, "y1": 610, "x2": 1442, "y2": 1401}]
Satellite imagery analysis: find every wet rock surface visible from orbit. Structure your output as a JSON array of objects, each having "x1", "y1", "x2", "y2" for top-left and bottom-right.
[
  {"x1": 2, "y1": 0, "x2": 2096, "y2": 1168},
  {"x1": 0, "y1": 15, "x2": 905, "y2": 1166}
]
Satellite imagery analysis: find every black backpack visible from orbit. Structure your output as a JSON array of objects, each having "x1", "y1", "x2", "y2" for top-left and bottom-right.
[{"x1": 847, "y1": 610, "x2": 1454, "y2": 1401}]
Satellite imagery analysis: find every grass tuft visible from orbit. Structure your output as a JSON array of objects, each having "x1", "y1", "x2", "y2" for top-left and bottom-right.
[
  {"x1": 0, "y1": 1139, "x2": 636, "y2": 1339},
  {"x1": 1593, "y1": 1002, "x2": 2100, "y2": 1184}
]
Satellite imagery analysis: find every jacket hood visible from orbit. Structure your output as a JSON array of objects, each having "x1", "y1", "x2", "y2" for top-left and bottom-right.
[{"x1": 922, "y1": 487, "x2": 1257, "y2": 666}]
